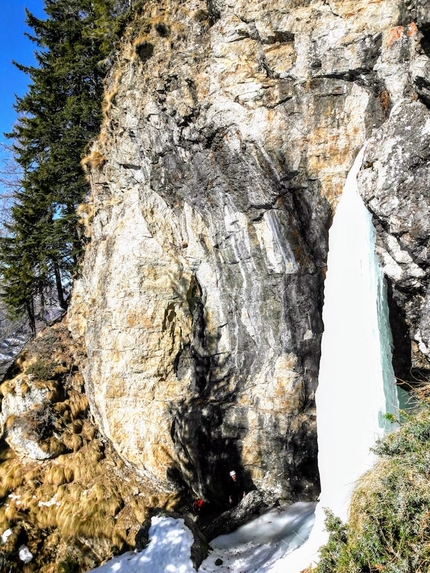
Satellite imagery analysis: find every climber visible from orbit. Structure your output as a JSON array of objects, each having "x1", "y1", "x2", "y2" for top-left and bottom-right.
[
  {"x1": 227, "y1": 470, "x2": 245, "y2": 506},
  {"x1": 192, "y1": 498, "x2": 205, "y2": 514}
]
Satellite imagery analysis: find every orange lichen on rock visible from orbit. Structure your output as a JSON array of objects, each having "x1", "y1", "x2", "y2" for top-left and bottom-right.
[
  {"x1": 383, "y1": 23, "x2": 417, "y2": 49},
  {"x1": 408, "y1": 22, "x2": 418, "y2": 37},
  {"x1": 385, "y1": 26, "x2": 404, "y2": 47},
  {"x1": 379, "y1": 90, "x2": 390, "y2": 115}
]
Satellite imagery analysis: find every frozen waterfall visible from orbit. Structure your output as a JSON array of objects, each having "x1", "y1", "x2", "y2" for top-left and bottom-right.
[
  {"x1": 272, "y1": 147, "x2": 400, "y2": 572},
  {"x1": 314, "y1": 145, "x2": 399, "y2": 524}
]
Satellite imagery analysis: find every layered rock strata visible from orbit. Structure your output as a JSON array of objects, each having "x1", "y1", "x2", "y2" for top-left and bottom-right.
[{"x1": 69, "y1": 0, "x2": 430, "y2": 502}]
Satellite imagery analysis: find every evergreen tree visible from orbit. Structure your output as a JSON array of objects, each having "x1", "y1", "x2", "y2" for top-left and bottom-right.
[{"x1": 0, "y1": 0, "x2": 121, "y2": 331}]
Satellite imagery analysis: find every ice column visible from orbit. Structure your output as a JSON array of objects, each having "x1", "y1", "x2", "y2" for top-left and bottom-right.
[
  {"x1": 273, "y1": 146, "x2": 399, "y2": 572},
  {"x1": 315, "y1": 146, "x2": 399, "y2": 524}
]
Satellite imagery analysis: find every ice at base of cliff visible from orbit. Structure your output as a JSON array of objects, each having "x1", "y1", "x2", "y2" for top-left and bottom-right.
[{"x1": 200, "y1": 502, "x2": 316, "y2": 573}]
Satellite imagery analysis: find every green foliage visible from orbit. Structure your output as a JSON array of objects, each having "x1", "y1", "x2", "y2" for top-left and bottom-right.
[
  {"x1": 25, "y1": 359, "x2": 58, "y2": 380},
  {"x1": 317, "y1": 511, "x2": 351, "y2": 573},
  {"x1": 382, "y1": 412, "x2": 398, "y2": 424},
  {"x1": 0, "y1": 0, "x2": 128, "y2": 331},
  {"x1": 316, "y1": 391, "x2": 430, "y2": 573}
]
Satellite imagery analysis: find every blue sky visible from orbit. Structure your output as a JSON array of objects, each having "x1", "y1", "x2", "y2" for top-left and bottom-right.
[
  {"x1": 0, "y1": 0, "x2": 45, "y2": 137},
  {"x1": 0, "y1": 0, "x2": 45, "y2": 183}
]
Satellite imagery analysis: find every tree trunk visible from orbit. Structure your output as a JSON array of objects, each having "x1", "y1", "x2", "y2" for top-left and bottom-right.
[{"x1": 54, "y1": 264, "x2": 67, "y2": 310}]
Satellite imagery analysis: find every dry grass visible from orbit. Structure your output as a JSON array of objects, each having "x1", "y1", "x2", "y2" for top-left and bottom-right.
[
  {"x1": 62, "y1": 431, "x2": 83, "y2": 452},
  {"x1": 76, "y1": 201, "x2": 95, "y2": 239},
  {"x1": 132, "y1": 34, "x2": 152, "y2": 53},
  {"x1": 0, "y1": 458, "x2": 25, "y2": 497},
  {"x1": 0, "y1": 320, "x2": 187, "y2": 571},
  {"x1": 0, "y1": 459, "x2": 181, "y2": 570},
  {"x1": 19, "y1": 380, "x2": 30, "y2": 396},
  {"x1": 40, "y1": 437, "x2": 66, "y2": 457},
  {"x1": 0, "y1": 431, "x2": 170, "y2": 570},
  {"x1": 0, "y1": 332, "x2": 192, "y2": 571},
  {"x1": 44, "y1": 465, "x2": 73, "y2": 487},
  {"x1": 5, "y1": 414, "x2": 17, "y2": 430},
  {"x1": 101, "y1": 67, "x2": 123, "y2": 120},
  {"x1": 54, "y1": 481, "x2": 123, "y2": 539},
  {"x1": 67, "y1": 390, "x2": 89, "y2": 419},
  {"x1": 81, "y1": 150, "x2": 106, "y2": 171}
]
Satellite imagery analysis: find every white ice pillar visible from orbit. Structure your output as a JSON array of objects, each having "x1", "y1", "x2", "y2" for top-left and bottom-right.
[{"x1": 272, "y1": 146, "x2": 399, "y2": 572}]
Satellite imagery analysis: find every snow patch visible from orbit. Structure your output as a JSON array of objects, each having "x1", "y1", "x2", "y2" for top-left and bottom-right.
[
  {"x1": 1, "y1": 528, "x2": 13, "y2": 544},
  {"x1": 200, "y1": 502, "x2": 316, "y2": 573},
  {"x1": 90, "y1": 517, "x2": 195, "y2": 573},
  {"x1": 38, "y1": 495, "x2": 60, "y2": 508},
  {"x1": 19, "y1": 545, "x2": 33, "y2": 563}
]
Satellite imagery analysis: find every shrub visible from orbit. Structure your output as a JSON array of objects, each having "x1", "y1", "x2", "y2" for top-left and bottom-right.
[
  {"x1": 20, "y1": 404, "x2": 58, "y2": 441},
  {"x1": 25, "y1": 360, "x2": 58, "y2": 381}
]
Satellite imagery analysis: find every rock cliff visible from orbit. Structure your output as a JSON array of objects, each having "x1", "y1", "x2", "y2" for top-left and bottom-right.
[{"x1": 68, "y1": 0, "x2": 430, "y2": 503}]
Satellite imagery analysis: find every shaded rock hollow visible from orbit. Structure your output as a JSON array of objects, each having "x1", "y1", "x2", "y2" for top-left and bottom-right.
[{"x1": 69, "y1": 0, "x2": 430, "y2": 504}]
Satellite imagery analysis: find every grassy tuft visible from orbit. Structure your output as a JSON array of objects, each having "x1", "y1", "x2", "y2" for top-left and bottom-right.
[
  {"x1": 0, "y1": 459, "x2": 24, "y2": 498},
  {"x1": 67, "y1": 390, "x2": 89, "y2": 419},
  {"x1": 81, "y1": 150, "x2": 106, "y2": 171},
  {"x1": 26, "y1": 359, "x2": 59, "y2": 380}
]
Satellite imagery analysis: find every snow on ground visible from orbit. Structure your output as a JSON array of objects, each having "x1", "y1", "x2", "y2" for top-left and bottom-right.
[
  {"x1": 90, "y1": 516, "x2": 196, "y2": 573},
  {"x1": 89, "y1": 502, "x2": 317, "y2": 573},
  {"x1": 200, "y1": 501, "x2": 316, "y2": 573}
]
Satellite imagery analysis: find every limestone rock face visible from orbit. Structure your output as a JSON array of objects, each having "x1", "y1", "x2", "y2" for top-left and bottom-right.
[
  {"x1": 354, "y1": 1, "x2": 430, "y2": 382},
  {"x1": 69, "y1": 0, "x2": 430, "y2": 501},
  {"x1": 359, "y1": 100, "x2": 430, "y2": 381}
]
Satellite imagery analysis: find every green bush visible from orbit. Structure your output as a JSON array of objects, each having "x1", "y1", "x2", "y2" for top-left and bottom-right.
[
  {"x1": 316, "y1": 391, "x2": 430, "y2": 573},
  {"x1": 25, "y1": 360, "x2": 58, "y2": 381}
]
